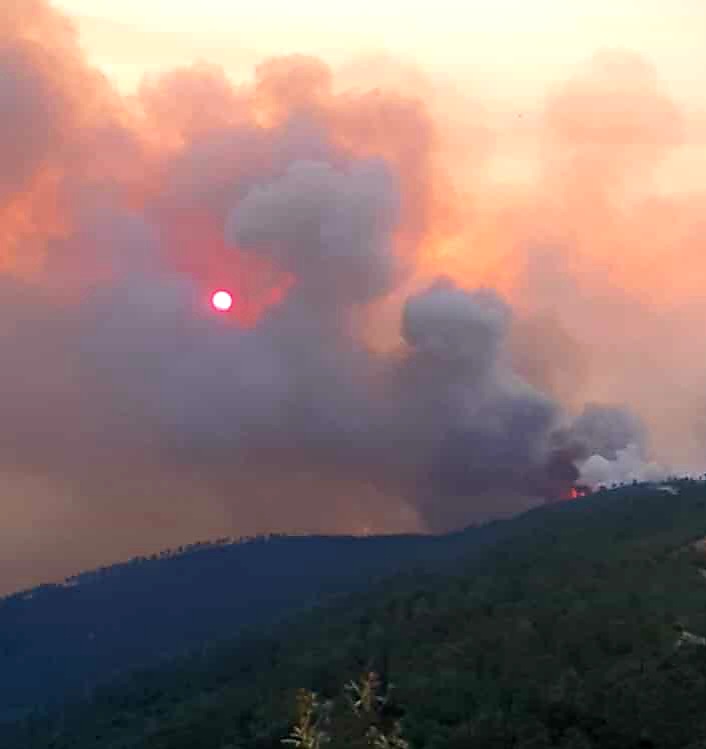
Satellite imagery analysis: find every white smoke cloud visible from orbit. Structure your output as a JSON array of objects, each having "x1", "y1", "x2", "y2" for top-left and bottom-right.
[{"x1": 577, "y1": 443, "x2": 669, "y2": 489}]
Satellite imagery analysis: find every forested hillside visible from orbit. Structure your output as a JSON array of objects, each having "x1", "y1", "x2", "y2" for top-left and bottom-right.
[
  {"x1": 5, "y1": 480, "x2": 706, "y2": 748},
  {"x1": 0, "y1": 530, "x2": 491, "y2": 720}
]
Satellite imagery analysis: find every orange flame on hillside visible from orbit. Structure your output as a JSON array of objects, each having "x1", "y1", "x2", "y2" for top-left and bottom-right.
[{"x1": 565, "y1": 487, "x2": 590, "y2": 500}]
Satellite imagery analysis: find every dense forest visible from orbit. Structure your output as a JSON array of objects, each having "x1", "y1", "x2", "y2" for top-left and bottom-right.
[
  {"x1": 0, "y1": 530, "x2": 487, "y2": 720},
  {"x1": 4, "y1": 480, "x2": 706, "y2": 748}
]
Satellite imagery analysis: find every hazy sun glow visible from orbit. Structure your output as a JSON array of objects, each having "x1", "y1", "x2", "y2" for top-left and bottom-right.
[{"x1": 211, "y1": 290, "x2": 233, "y2": 312}]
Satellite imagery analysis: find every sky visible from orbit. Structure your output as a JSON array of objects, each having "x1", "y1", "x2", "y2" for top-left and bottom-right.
[
  {"x1": 2, "y1": 0, "x2": 706, "y2": 594},
  {"x1": 53, "y1": 0, "x2": 706, "y2": 189},
  {"x1": 54, "y1": 0, "x2": 706, "y2": 103}
]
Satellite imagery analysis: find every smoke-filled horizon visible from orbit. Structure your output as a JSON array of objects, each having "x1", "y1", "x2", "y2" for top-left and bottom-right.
[{"x1": 1, "y1": 0, "x2": 705, "y2": 594}]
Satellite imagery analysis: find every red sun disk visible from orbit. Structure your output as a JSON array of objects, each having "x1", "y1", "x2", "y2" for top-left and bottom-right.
[{"x1": 211, "y1": 289, "x2": 233, "y2": 312}]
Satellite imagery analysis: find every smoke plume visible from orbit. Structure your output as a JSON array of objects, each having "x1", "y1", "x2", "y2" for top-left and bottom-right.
[{"x1": 0, "y1": 1, "x2": 703, "y2": 592}]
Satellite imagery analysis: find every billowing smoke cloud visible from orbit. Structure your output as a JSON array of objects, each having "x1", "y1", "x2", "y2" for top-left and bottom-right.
[
  {"x1": 567, "y1": 404, "x2": 647, "y2": 462},
  {"x1": 0, "y1": 1, "x2": 701, "y2": 593},
  {"x1": 226, "y1": 158, "x2": 400, "y2": 305},
  {"x1": 578, "y1": 444, "x2": 668, "y2": 490},
  {"x1": 401, "y1": 280, "x2": 511, "y2": 374}
]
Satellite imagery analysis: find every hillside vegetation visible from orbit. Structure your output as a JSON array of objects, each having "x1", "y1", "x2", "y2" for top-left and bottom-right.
[
  {"x1": 5, "y1": 481, "x2": 706, "y2": 748},
  {"x1": 0, "y1": 531, "x2": 481, "y2": 719}
]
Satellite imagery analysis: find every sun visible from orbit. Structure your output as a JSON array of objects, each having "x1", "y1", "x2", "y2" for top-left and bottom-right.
[{"x1": 211, "y1": 289, "x2": 233, "y2": 312}]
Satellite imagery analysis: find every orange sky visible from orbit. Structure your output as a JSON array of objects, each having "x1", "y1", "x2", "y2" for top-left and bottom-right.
[
  {"x1": 53, "y1": 1, "x2": 706, "y2": 101},
  {"x1": 55, "y1": 0, "x2": 706, "y2": 95},
  {"x1": 52, "y1": 1, "x2": 706, "y2": 192}
]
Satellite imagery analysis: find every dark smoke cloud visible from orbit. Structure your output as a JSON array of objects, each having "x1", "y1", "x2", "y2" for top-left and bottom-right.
[
  {"x1": 0, "y1": 2, "x2": 667, "y2": 593},
  {"x1": 397, "y1": 280, "x2": 568, "y2": 530},
  {"x1": 402, "y1": 280, "x2": 511, "y2": 373}
]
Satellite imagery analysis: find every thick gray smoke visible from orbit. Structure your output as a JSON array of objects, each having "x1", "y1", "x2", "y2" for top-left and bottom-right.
[
  {"x1": 401, "y1": 280, "x2": 511, "y2": 374},
  {"x1": 226, "y1": 158, "x2": 400, "y2": 305},
  {"x1": 0, "y1": 1, "x2": 660, "y2": 593},
  {"x1": 567, "y1": 404, "x2": 647, "y2": 462}
]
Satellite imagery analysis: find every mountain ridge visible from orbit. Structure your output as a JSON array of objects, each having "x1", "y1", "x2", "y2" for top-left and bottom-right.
[
  {"x1": 5, "y1": 481, "x2": 706, "y2": 748},
  {"x1": 0, "y1": 525, "x2": 490, "y2": 719}
]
